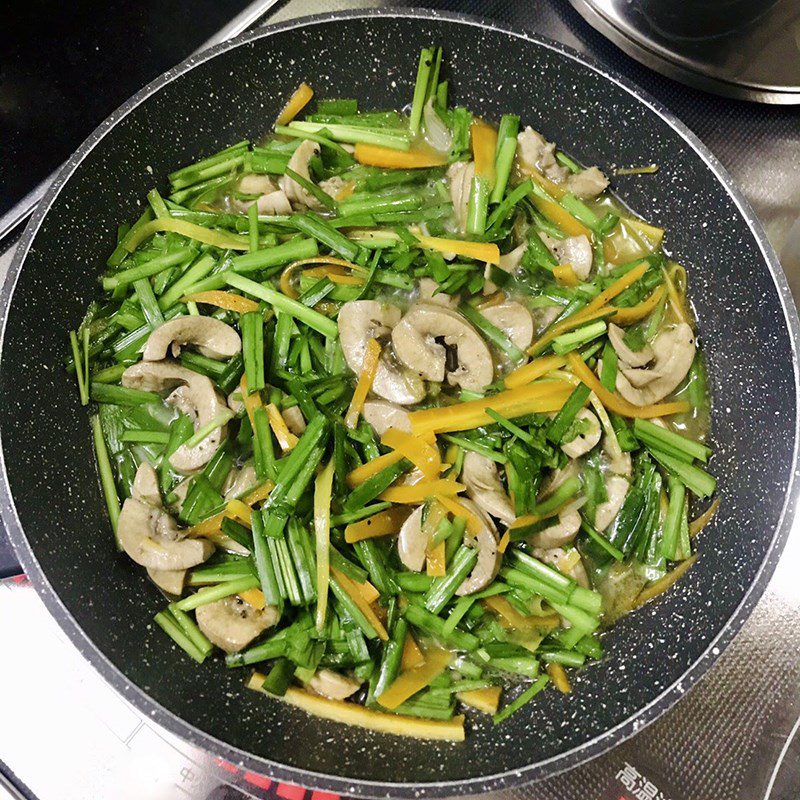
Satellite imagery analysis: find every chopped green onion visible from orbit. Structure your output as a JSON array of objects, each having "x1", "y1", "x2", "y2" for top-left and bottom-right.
[{"x1": 226, "y1": 273, "x2": 338, "y2": 339}]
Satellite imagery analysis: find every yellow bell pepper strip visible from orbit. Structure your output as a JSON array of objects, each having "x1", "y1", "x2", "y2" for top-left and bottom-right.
[
  {"x1": 609, "y1": 285, "x2": 665, "y2": 325},
  {"x1": 472, "y1": 120, "x2": 498, "y2": 185},
  {"x1": 627, "y1": 217, "x2": 665, "y2": 248},
  {"x1": 247, "y1": 675, "x2": 465, "y2": 741},
  {"x1": 357, "y1": 580, "x2": 381, "y2": 605},
  {"x1": 292, "y1": 256, "x2": 367, "y2": 271},
  {"x1": 663, "y1": 262, "x2": 692, "y2": 326},
  {"x1": 376, "y1": 646, "x2": 452, "y2": 710},
  {"x1": 266, "y1": 403, "x2": 299, "y2": 452},
  {"x1": 279, "y1": 262, "x2": 303, "y2": 299},
  {"x1": 276, "y1": 82, "x2": 314, "y2": 126},
  {"x1": 505, "y1": 354, "x2": 567, "y2": 389},
  {"x1": 426, "y1": 541, "x2": 447, "y2": 577},
  {"x1": 183, "y1": 290, "x2": 259, "y2": 314},
  {"x1": 408, "y1": 380, "x2": 572, "y2": 435},
  {"x1": 335, "y1": 181, "x2": 355, "y2": 201},
  {"x1": 482, "y1": 596, "x2": 549, "y2": 633},
  {"x1": 238, "y1": 588, "x2": 266, "y2": 610},
  {"x1": 413, "y1": 233, "x2": 500, "y2": 265},
  {"x1": 401, "y1": 632, "x2": 426, "y2": 670},
  {"x1": 433, "y1": 493, "x2": 482, "y2": 536},
  {"x1": 243, "y1": 480, "x2": 274, "y2": 506},
  {"x1": 346, "y1": 451, "x2": 405, "y2": 488},
  {"x1": 553, "y1": 264, "x2": 580, "y2": 287},
  {"x1": 497, "y1": 531, "x2": 511, "y2": 553},
  {"x1": 689, "y1": 497, "x2": 720, "y2": 538},
  {"x1": 521, "y1": 164, "x2": 566, "y2": 199},
  {"x1": 566, "y1": 352, "x2": 691, "y2": 419},
  {"x1": 632, "y1": 554, "x2": 698, "y2": 609},
  {"x1": 381, "y1": 427, "x2": 441, "y2": 480},
  {"x1": 186, "y1": 498, "x2": 254, "y2": 538},
  {"x1": 314, "y1": 460, "x2": 335, "y2": 631},
  {"x1": 344, "y1": 506, "x2": 411, "y2": 543},
  {"x1": 330, "y1": 567, "x2": 389, "y2": 640},
  {"x1": 353, "y1": 142, "x2": 449, "y2": 169},
  {"x1": 530, "y1": 194, "x2": 591, "y2": 238},
  {"x1": 281, "y1": 257, "x2": 367, "y2": 299},
  {"x1": 239, "y1": 374, "x2": 263, "y2": 428},
  {"x1": 122, "y1": 217, "x2": 250, "y2": 252},
  {"x1": 457, "y1": 686, "x2": 502, "y2": 715},
  {"x1": 421, "y1": 497, "x2": 449, "y2": 576},
  {"x1": 575, "y1": 261, "x2": 649, "y2": 322},
  {"x1": 226, "y1": 499, "x2": 254, "y2": 526},
  {"x1": 379, "y1": 479, "x2": 464, "y2": 504},
  {"x1": 526, "y1": 263, "x2": 651, "y2": 358},
  {"x1": 344, "y1": 338, "x2": 382, "y2": 429},
  {"x1": 546, "y1": 662, "x2": 572, "y2": 694},
  {"x1": 303, "y1": 267, "x2": 363, "y2": 286}
]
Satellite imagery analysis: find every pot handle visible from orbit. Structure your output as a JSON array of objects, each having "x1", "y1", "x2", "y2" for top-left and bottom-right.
[{"x1": 0, "y1": 516, "x2": 22, "y2": 579}]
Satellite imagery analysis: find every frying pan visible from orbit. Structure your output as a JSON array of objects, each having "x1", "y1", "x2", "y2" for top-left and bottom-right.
[{"x1": 2, "y1": 9, "x2": 799, "y2": 797}]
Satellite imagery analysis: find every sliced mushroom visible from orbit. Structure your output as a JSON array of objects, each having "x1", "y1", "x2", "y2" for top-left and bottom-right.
[
  {"x1": 132, "y1": 463, "x2": 190, "y2": 591},
  {"x1": 279, "y1": 139, "x2": 322, "y2": 209},
  {"x1": 142, "y1": 317, "x2": 241, "y2": 362},
  {"x1": 392, "y1": 303, "x2": 494, "y2": 392},
  {"x1": 362, "y1": 400, "x2": 412, "y2": 437},
  {"x1": 239, "y1": 174, "x2": 276, "y2": 196},
  {"x1": 337, "y1": 301, "x2": 426, "y2": 406},
  {"x1": 608, "y1": 323, "x2": 653, "y2": 368},
  {"x1": 533, "y1": 546, "x2": 590, "y2": 588},
  {"x1": 615, "y1": 323, "x2": 696, "y2": 405},
  {"x1": 306, "y1": 669, "x2": 362, "y2": 700},
  {"x1": 528, "y1": 510, "x2": 581, "y2": 549},
  {"x1": 227, "y1": 388, "x2": 244, "y2": 415},
  {"x1": 398, "y1": 505, "x2": 427, "y2": 572},
  {"x1": 282, "y1": 405, "x2": 306, "y2": 436},
  {"x1": 561, "y1": 408, "x2": 601, "y2": 458},
  {"x1": 168, "y1": 478, "x2": 191, "y2": 514},
  {"x1": 318, "y1": 174, "x2": 348, "y2": 201},
  {"x1": 195, "y1": 596, "x2": 280, "y2": 653},
  {"x1": 257, "y1": 190, "x2": 292, "y2": 216},
  {"x1": 533, "y1": 304, "x2": 562, "y2": 333},
  {"x1": 517, "y1": 127, "x2": 608, "y2": 199},
  {"x1": 594, "y1": 475, "x2": 630, "y2": 531},
  {"x1": 565, "y1": 166, "x2": 609, "y2": 199},
  {"x1": 456, "y1": 499, "x2": 501, "y2": 596},
  {"x1": 542, "y1": 233, "x2": 593, "y2": 281},
  {"x1": 223, "y1": 461, "x2": 258, "y2": 500},
  {"x1": 146, "y1": 567, "x2": 186, "y2": 595},
  {"x1": 447, "y1": 160, "x2": 475, "y2": 233},
  {"x1": 417, "y1": 277, "x2": 458, "y2": 308},
  {"x1": 234, "y1": 175, "x2": 292, "y2": 216},
  {"x1": 132, "y1": 461, "x2": 161, "y2": 506},
  {"x1": 122, "y1": 361, "x2": 229, "y2": 472},
  {"x1": 461, "y1": 451, "x2": 515, "y2": 525},
  {"x1": 516, "y1": 127, "x2": 568, "y2": 183},
  {"x1": 607, "y1": 444, "x2": 632, "y2": 478},
  {"x1": 481, "y1": 301, "x2": 534, "y2": 351},
  {"x1": 118, "y1": 496, "x2": 213, "y2": 571}
]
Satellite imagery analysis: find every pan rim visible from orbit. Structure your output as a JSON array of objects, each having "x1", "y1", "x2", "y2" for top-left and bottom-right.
[{"x1": 1, "y1": 7, "x2": 799, "y2": 797}]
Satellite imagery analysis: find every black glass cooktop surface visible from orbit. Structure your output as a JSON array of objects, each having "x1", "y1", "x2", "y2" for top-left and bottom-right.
[{"x1": 0, "y1": 0, "x2": 255, "y2": 221}]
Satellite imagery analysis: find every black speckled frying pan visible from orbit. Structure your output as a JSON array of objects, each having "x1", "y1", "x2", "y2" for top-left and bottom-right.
[{"x1": 1, "y1": 9, "x2": 799, "y2": 798}]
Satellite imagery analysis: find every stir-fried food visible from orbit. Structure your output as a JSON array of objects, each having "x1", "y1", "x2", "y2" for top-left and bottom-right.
[{"x1": 68, "y1": 47, "x2": 716, "y2": 741}]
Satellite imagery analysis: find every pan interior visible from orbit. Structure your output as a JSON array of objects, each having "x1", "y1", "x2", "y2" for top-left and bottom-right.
[{"x1": 0, "y1": 12, "x2": 796, "y2": 792}]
